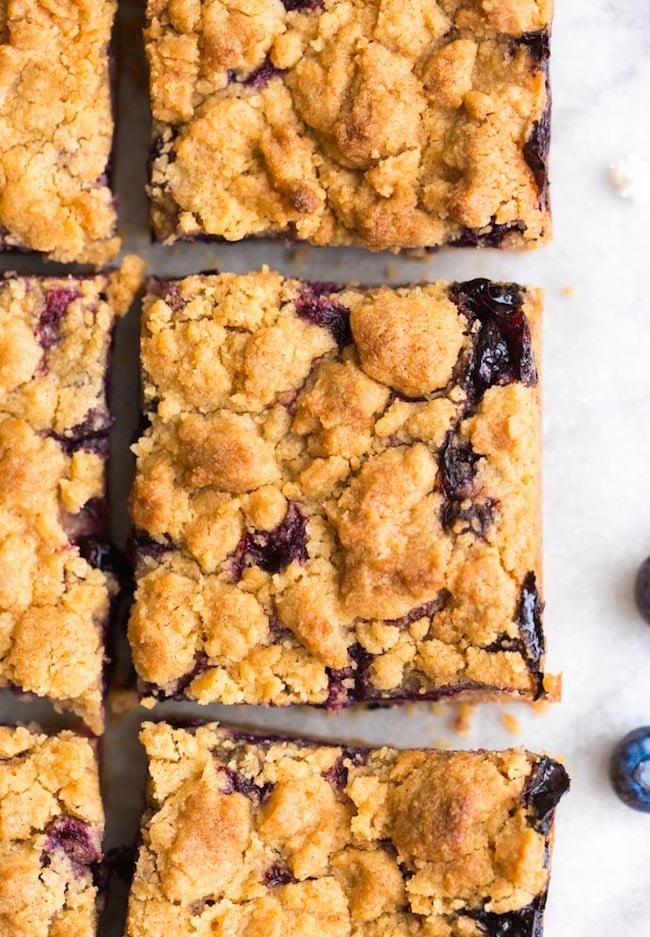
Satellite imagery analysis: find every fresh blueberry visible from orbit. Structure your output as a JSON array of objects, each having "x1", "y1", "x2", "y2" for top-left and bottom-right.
[
  {"x1": 611, "y1": 727, "x2": 650, "y2": 812},
  {"x1": 635, "y1": 557, "x2": 650, "y2": 624},
  {"x1": 37, "y1": 287, "x2": 80, "y2": 349}
]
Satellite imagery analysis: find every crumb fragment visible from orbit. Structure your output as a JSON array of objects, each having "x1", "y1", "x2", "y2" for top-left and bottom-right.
[{"x1": 501, "y1": 713, "x2": 522, "y2": 735}]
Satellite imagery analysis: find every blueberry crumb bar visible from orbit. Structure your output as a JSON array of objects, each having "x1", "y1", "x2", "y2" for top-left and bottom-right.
[
  {"x1": 0, "y1": 256, "x2": 144, "y2": 734},
  {"x1": 129, "y1": 270, "x2": 552, "y2": 709},
  {"x1": 146, "y1": 0, "x2": 552, "y2": 252},
  {"x1": 125, "y1": 721, "x2": 569, "y2": 936},
  {"x1": 0, "y1": 0, "x2": 120, "y2": 263},
  {"x1": 0, "y1": 725, "x2": 104, "y2": 936}
]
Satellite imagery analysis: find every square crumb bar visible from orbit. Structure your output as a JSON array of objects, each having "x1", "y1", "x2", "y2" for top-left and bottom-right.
[
  {"x1": 0, "y1": 0, "x2": 119, "y2": 263},
  {"x1": 129, "y1": 271, "x2": 549, "y2": 709},
  {"x1": 0, "y1": 726, "x2": 104, "y2": 936},
  {"x1": 0, "y1": 258, "x2": 143, "y2": 734},
  {"x1": 126, "y1": 722, "x2": 569, "y2": 937},
  {"x1": 146, "y1": 0, "x2": 551, "y2": 252}
]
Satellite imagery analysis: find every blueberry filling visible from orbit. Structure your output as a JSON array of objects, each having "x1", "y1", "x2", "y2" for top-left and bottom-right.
[
  {"x1": 467, "y1": 898, "x2": 545, "y2": 937},
  {"x1": 516, "y1": 573, "x2": 545, "y2": 671},
  {"x1": 52, "y1": 409, "x2": 114, "y2": 455},
  {"x1": 229, "y1": 59, "x2": 284, "y2": 90},
  {"x1": 295, "y1": 283, "x2": 352, "y2": 349},
  {"x1": 326, "y1": 643, "x2": 371, "y2": 710},
  {"x1": 132, "y1": 530, "x2": 173, "y2": 562},
  {"x1": 453, "y1": 220, "x2": 526, "y2": 249},
  {"x1": 263, "y1": 864, "x2": 296, "y2": 887},
  {"x1": 523, "y1": 757, "x2": 570, "y2": 834},
  {"x1": 439, "y1": 431, "x2": 480, "y2": 499},
  {"x1": 442, "y1": 498, "x2": 497, "y2": 538},
  {"x1": 450, "y1": 278, "x2": 537, "y2": 404},
  {"x1": 37, "y1": 287, "x2": 80, "y2": 349},
  {"x1": 524, "y1": 111, "x2": 550, "y2": 208},
  {"x1": 438, "y1": 431, "x2": 496, "y2": 537},
  {"x1": 231, "y1": 502, "x2": 308, "y2": 580},
  {"x1": 323, "y1": 747, "x2": 368, "y2": 788},
  {"x1": 77, "y1": 536, "x2": 130, "y2": 579},
  {"x1": 42, "y1": 818, "x2": 101, "y2": 876},
  {"x1": 282, "y1": 0, "x2": 323, "y2": 10},
  {"x1": 385, "y1": 594, "x2": 450, "y2": 629},
  {"x1": 142, "y1": 655, "x2": 208, "y2": 701},
  {"x1": 220, "y1": 766, "x2": 272, "y2": 804},
  {"x1": 515, "y1": 29, "x2": 550, "y2": 65}
]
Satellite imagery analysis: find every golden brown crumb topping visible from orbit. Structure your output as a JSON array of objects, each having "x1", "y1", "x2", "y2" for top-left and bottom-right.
[
  {"x1": 125, "y1": 722, "x2": 566, "y2": 937},
  {"x1": 146, "y1": 0, "x2": 552, "y2": 251},
  {"x1": 0, "y1": 259, "x2": 144, "y2": 733},
  {"x1": 0, "y1": 726, "x2": 104, "y2": 937},
  {"x1": 129, "y1": 271, "x2": 545, "y2": 708},
  {"x1": 0, "y1": 0, "x2": 120, "y2": 263}
]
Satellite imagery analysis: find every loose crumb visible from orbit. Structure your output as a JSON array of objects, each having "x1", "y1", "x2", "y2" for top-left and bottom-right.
[
  {"x1": 452, "y1": 703, "x2": 475, "y2": 736},
  {"x1": 608, "y1": 155, "x2": 650, "y2": 204},
  {"x1": 561, "y1": 285, "x2": 575, "y2": 298},
  {"x1": 501, "y1": 713, "x2": 522, "y2": 735}
]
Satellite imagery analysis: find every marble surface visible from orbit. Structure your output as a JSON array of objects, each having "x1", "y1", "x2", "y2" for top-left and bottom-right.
[{"x1": 2, "y1": 1, "x2": 650, "y2": 934}]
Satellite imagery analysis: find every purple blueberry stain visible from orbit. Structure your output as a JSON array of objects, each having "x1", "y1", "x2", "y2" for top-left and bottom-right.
[
  {"x1": 141, "y1": 654, "x2": 208, "y2": 702},
  {"x1": 282, "y1": 0, "x2": 323, "y2": 11},
  {"x1": 323, "y1": 747, "x2": 368, "y2": 789},
  {"x1": 231, "y1": 502, "x2": 308, "y2": 581},
  {"x1": 43, "y1": 818, "x2": 101, "y2": 876},
  {"x1": 52, "y1": 410, "x2": 114, "y2": 456},
  {"x1": 295, "y1": 282, "x2": 352, "y2": 349},
  {"x1": 220, "y1": 766, "x2": 272, "y2": 804},
  {"x1": 385, "y1": 593, "x2": 450, "y2": 629},
  {"x1": 450, "y1": 278, "x2": 537, "y2": 405},
  {"x1": 263, "y1": 864, "x2": 296, "y2": 887},
  {"x1": 228, "y1": 58, "x2": 284, "y2": 90},
  {"x1": 325, "y1": 643, "x2": 371, "y2": 709},
  {"x1": 37, "y1": 287, "x2": 80, "y2": 349}
]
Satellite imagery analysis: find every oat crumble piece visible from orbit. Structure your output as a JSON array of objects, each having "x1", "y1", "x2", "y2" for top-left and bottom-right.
[
  {"x1": 0, "y1": 0, "x2": 120, "y2": 263},
  {"x1": 0, "y1": 258, "x2": 144, "y2": 733},
  {"x1": 125, "y1": 721, "x2": 569, "y2": 936},
  {"x1": 145, "y1": 0, "x2": 552, "y2": 252},
  {"x1": 0, "y1": 725, "x2": 104, "y2": 937},
  {"x1": 129, "y1": 271, "x2": 549, "y2": 709}
]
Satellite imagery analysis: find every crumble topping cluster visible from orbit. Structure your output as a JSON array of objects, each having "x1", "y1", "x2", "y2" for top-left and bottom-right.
[
  {"x1": 130, "y1": 271, "x2": 544, "y2": 707},
  {"x1": 0, "y1": 726, "x2": 104, "y2": 937},
  {"x1": 0, "y1": 0, "x2": 119, "y2": 262},
  {"x1": 125, "y1": 723, "x2": 567, "y2": 937},
  {"x1": 146, "y1": 0, "x2": 551, "y2": 250}
]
